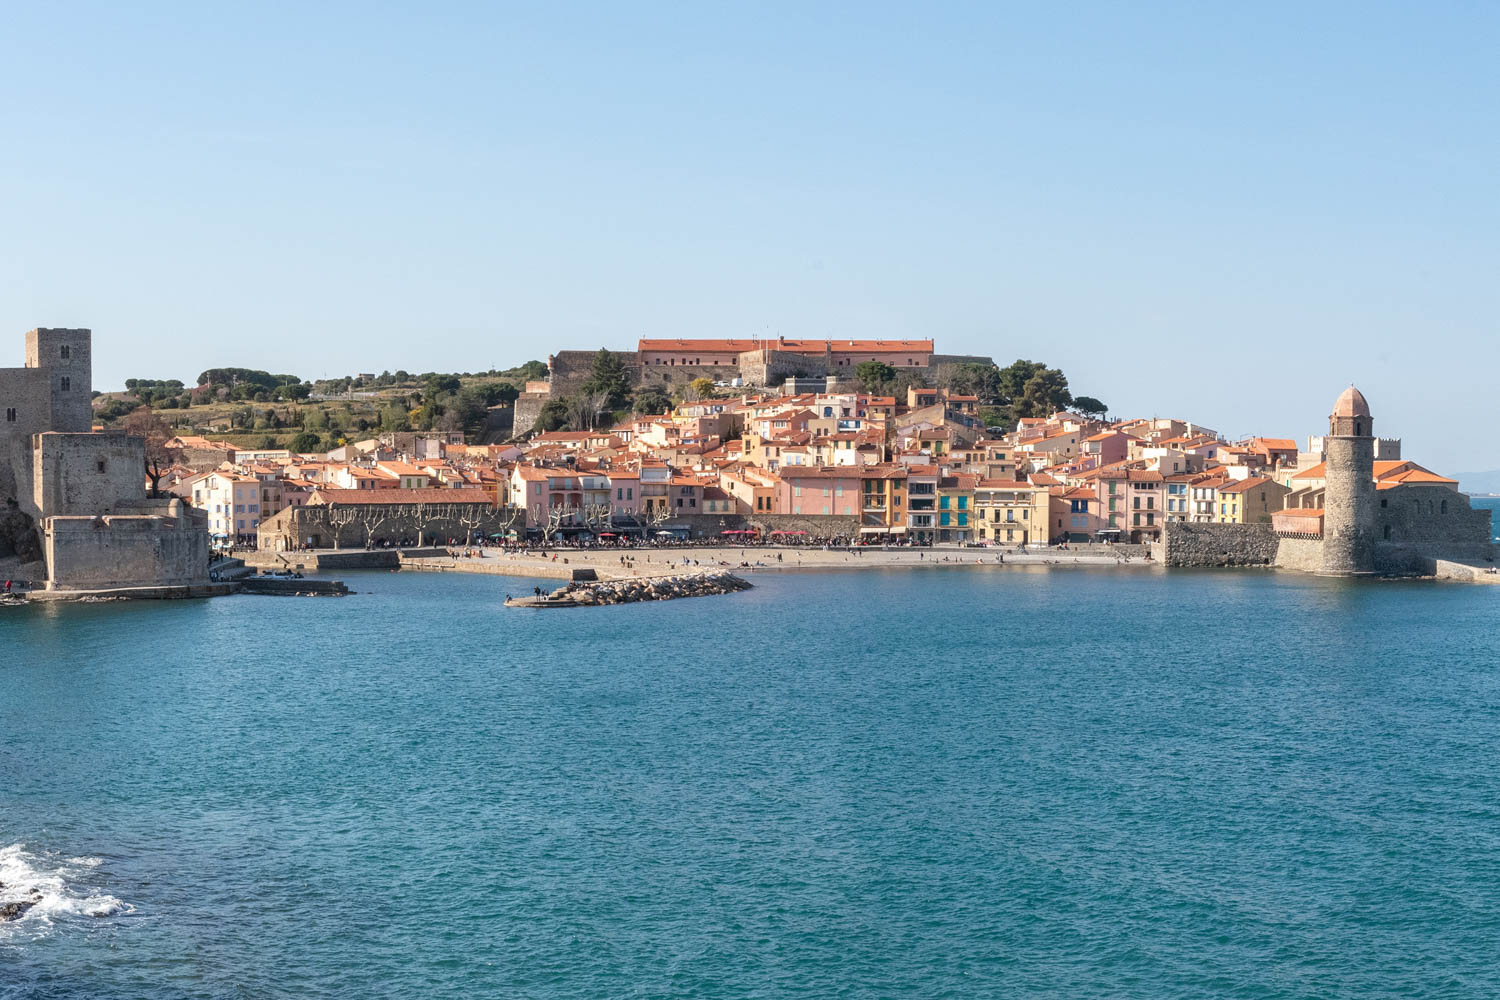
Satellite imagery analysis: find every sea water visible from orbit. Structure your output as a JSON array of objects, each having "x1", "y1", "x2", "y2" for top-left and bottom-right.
[{"x1": 2, "y1": 563, "x2": 1499, "y2": 998}]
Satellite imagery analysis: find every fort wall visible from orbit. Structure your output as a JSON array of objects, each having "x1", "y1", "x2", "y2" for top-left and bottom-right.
[{"x1": 45, "y1": 503, "x2": 209, "y2": 591}]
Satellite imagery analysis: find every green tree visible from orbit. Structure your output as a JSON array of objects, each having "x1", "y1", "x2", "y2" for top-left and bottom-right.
[
  {"x1": 517, "y1": 360, "x2": 549, "y2": 380},
  {"x1": 996, "y1": 360, "x2": 1047, "y2": 402},
  {"x1": 1073, "y1": 396, "x2": 1108, "y2": 419},
  {"x1": 534, "y1": 398, "x2": 569, "y2": 432},
  {"x1": 943, "y1": 363, "x2": 1002, "y2": 402},
  {"x1": 689, "y1": 377, "x2": 715, "y2": 400},
  {"x1": 855, "y1": 361, "x2": 897, "y2": 395},
  {"x1": 287, "y1": 430, "x2": 322, "y2": 453},
  {"x1": 632, "y1": 389, "x2": 672, "y2": 414},
  {"x1": 582, "y1": 349, "x2": 631, "y2": 410},
  {"x1": 379, "y1": 404, "x2": 410, "y2": 432},
  {"x1": 1015, "y1": 368, "x2": 1072, "y2": 418},
  {"x1": 994, "y1": 359, "x2": 1072, "y2": 418}
]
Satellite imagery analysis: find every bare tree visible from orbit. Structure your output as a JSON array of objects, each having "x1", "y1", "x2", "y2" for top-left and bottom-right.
[
  {"x1": 646, "y1": 501, "x2": 672, "y2": 528},
  {"x1": 120, "y1": 407, "x2": 181, "y2": 497},
  {"x1": 359, "y1": 509, "x2": 392, "y2": 548},
  {"x1": 456, "y1": 505, "x2": 486, "y2": 545},
  {"x1": 327, "y1": 507, "x2": 359, "y2": 549},
  {"x1": 582, "y1": 502, "x2": 615, "y2": 533}
]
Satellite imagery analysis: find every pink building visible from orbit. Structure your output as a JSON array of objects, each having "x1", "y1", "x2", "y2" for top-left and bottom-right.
[
  {"x1": 776, "y1": 468, "x2": 864, "y2": 517},
  {"x1": 1095, "y1": 468, "x2": 1166, "y2": 542}
]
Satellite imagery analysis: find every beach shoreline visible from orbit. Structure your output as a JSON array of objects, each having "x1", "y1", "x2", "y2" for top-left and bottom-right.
[{"x1": 396, "y1": 545, "x2": 1161, "y2": 581}]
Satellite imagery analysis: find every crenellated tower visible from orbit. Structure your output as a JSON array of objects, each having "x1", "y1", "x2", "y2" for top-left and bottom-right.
[{"x1": 1319, "y1": 385, "x2": 1376, "y2": 575}]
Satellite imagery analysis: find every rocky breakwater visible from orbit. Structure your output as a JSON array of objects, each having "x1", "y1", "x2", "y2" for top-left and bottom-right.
[{"x1": 518, "y1": 571, "x2": 753, "y2": 607}]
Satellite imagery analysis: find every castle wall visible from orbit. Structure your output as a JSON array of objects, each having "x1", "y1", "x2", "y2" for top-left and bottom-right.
[
  {"x1": 513, "y1": 392, "x2": 549, "y2": 435},
  {"x1": 547, "y1": 350, "x2": 644, "y2": 397},
  {"x1": 45, "y1": 505, "x2": 209, "y2": 591},
  {"x1": 32, "y1": 431, "x2": 146, "y2": 519},
  {"x1": 1373, "y1": 484, "x2": 1495, "y2": 571},
  {"x1": 738, "y1": 349, "x2": 830, "y2": 387}
]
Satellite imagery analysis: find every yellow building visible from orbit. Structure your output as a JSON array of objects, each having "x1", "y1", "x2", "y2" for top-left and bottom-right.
[
  {"x1": 1215, "y1": 476, "x2": 1290, "y2": 523},
  {"x1": 974, "y1": 480, "x2": 1047, "y2": 545}
]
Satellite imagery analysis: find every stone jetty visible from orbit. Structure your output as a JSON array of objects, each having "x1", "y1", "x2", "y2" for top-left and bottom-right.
[{"x1": 507, "y1": 570, "x2": 752, "y2": 607}]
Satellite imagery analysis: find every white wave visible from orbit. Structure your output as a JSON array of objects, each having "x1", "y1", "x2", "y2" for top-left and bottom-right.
[{"x1": 0, "y1": 842, "x2": 131, "y2": 939}]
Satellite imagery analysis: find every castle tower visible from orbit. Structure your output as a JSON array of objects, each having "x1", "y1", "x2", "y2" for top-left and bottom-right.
[
  {"x1": 24, "y1": 328, "x2": 92, "y2": 433},
  {"x1": 1320, "y1": 385, "x2": 1376, "y2": 576}
]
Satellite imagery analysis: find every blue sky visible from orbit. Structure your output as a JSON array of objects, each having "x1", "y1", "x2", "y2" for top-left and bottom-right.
[{"x1": 3, "y1": 2, "x2": 1495, "y2": 470}]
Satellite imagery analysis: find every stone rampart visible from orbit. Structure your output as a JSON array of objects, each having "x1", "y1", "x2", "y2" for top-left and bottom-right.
[
  {"x1": 45, "y1": 508, "x2": 210, "y2": 591},
  {"x1": 1161, "y1": 521, "x2": 1280, "y2": 567}
]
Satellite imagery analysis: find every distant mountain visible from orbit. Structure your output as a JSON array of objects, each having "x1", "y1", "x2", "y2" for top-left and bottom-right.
[{"x1": 1456, "y1": 470, "x2": 1500, "y2": 496}]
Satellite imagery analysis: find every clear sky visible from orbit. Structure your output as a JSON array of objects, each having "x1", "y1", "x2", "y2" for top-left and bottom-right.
[{"x1": 3, "y1": 2, "x2": 1496, "y2": 471}]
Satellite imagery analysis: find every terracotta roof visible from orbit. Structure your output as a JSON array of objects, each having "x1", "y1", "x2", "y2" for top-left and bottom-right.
[
  {"x1": 308, "y1": 488, "x2": 493, "y2": 505},
  {"x1": 638, "y1": 338, "x2": 933, "y2": 355}
]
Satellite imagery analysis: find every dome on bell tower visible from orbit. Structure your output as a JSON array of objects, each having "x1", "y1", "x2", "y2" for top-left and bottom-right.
[
  {"x1": 1331, "y1": 385, "x2": 1371, "y2": 419},
  {"x1": 1329, "y1": 385, "x2": 1372, "y2": 438}
]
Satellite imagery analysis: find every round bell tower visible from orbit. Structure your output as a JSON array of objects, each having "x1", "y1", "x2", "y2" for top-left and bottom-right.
[{"x1": 1320, "y1": 385, "x2": 1376, "y2": 575}]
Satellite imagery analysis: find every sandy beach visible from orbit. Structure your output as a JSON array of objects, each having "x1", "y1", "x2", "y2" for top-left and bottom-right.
[{"x1": 399, "y1": 544, "x2": 1159, "y2": 581}]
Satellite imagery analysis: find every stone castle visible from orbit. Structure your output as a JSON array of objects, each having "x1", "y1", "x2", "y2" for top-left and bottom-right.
[
  {"x1": 1273, "y1": 386, "x2": 1493, "y2": 576},
  {"x1": 1, "y1": 328, "x2": 211, "y2": 595}
]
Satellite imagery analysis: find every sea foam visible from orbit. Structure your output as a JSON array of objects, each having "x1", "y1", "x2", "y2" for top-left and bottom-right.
[{"x1": 0, "y1": 842, "x2": 129, "y2": 939}]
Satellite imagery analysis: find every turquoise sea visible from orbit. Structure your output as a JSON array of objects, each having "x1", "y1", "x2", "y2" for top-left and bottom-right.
[{"x1": 3, "y1": 534, "x2": 1499, "y2": 997}]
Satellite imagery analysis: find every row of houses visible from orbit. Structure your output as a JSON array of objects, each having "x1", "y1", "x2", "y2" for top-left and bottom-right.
[{"x1": 148, "y1": 379, "x2": 1468, "y2": 550}]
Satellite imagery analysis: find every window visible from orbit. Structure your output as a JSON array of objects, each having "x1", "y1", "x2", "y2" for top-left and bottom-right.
[
  {"x1": 60, "y1": 344, "x2": 71, "y2": 360},
  {"x1": 60, "y1": 376, "x2": 70, "y2": 392},
  {"x1": 5, "y1": 408, "x2": 15, "y2": 422},
  {"x1": 96, "y1": 459, "x2": 106, "y2": 473}
]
